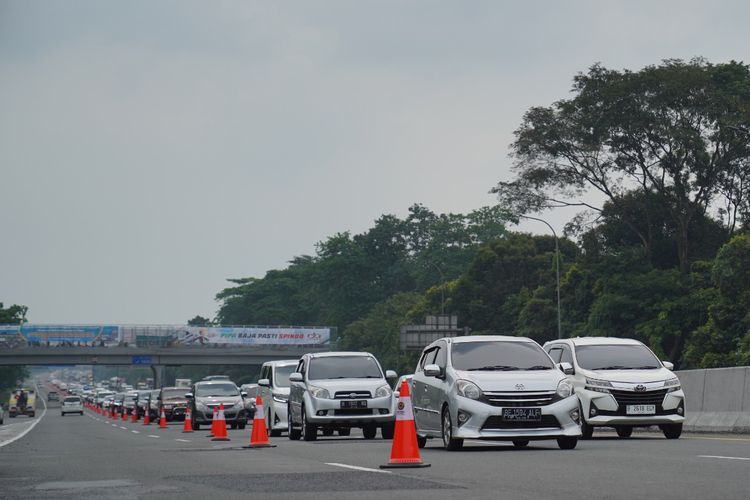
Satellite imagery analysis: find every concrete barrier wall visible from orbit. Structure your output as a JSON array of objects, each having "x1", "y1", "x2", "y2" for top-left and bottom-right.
[{"x1": 676, "y1": 366, "x2": 750, "y2": 433}]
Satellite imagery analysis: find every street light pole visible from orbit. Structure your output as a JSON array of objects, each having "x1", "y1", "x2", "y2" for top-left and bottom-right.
[{"x1": 519, "y1": 215, "x2": 562, "y2": 339}]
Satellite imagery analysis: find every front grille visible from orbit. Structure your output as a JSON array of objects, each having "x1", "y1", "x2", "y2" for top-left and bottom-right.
[
  {"x1": 334, "y1": 409, "x2": 373, "y2": 416},
  {"x1": 334, "y1": 391, "x2": 372, "y2": 399},
  {"x1": 610, "y1": 389, "x2": 667, "y2": 406},
  {"x1": 482, "y1": 391, "x2": 556, "y2": 407},
  {"x1": 481, "y1": 415, "x2": 561, "y2": 430}
]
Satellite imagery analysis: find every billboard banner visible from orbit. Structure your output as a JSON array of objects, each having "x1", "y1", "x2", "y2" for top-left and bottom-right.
[
  {"x1": 123, "y1": 325, "x2": 331, "y2": 346},
  {"x1": 12, "y1": 325, "x2": 120, "y2": 345}
]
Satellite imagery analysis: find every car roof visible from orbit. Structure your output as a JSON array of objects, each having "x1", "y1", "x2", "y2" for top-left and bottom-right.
[
  {"x1": 262, "y1": 359, "x2": 299, "y2": 367},
  {"x1": 308, "y1": 351, "x2": 373, "y2": 358},
  {"x1": 448, "y1": 335, "x2": 535, "y2": 344},
  {"x1": 552, "y1": 337, "x2": 645, "y2": 347},
  {"x1": 194, "y1": 380, "x2": 237, "y2": 386}
]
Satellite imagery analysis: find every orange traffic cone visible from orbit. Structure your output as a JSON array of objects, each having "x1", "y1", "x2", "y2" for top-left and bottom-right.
[
  {"x1": 208, "y1": 406, "x2": 219, "y2": 437},
  {"x1": 182, "y1": 408, "x2": 193, "y2": 433},
  {"x1": 122, "y1": 409, "x2": 128, "y2": 421},
  {"x1": 211, "y1": 403, "x2": 230, "y2": 441},
  {"x1": 243, "y1": 395, "x2": 276, "y2": 449},
  {"x1": 158, "y1": 408, "x2": 167, "y2": 429},
  {"x1": 380, "y1": 380, "x2": 430, "y2": 469},
  {"x1": 131, "y1": 408, "x2": 138, "y2": 423},
  {"x1": 143, "y1": 408, "x2": 151, "y2": 425}
]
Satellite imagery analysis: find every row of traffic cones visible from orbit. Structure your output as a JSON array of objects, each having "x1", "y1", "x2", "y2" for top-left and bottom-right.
[{"x1": 83, "y1": 386, "x2": 426, "y2": 467}]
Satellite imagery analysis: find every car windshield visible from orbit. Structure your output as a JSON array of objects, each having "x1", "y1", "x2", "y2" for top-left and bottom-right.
[
  {"x1": 451, "y1": 341, "x2": 554, "y2": 371},
  {"x1": 161, "y1": 389, "x2": 188, "y2": 399},
  {"x1": 195, "y1": 383, "x2": 239, "y2": 397},
  {"x1": 275, "y1": 365, "x2": 297, "y2": 387},
  {"x1": 575, "y1": 344, "x2": 661, "y2": 370},
  {"x1": 308, "y1": 356, "x2": 383, "y2": 380},
  {"x1": 124, "y1": 394, "x2": 137, "y2": 401},
  {"x1": 64, "y1": 397, "x2": 80, "y2": 403}
]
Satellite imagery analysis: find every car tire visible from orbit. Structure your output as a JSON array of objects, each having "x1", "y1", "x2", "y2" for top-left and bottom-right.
[
  {"x1": 79, "y1": 412, "x2": 83, "y2": 416},
  {"x1": 193, "y1": 420, "x2": 200, "y2": 431},
  {"x1": 441, "y1": 406, "x2": 463, "y2": 451},
  {"x1": 362, "y1": 424, "x2": 377, "y2": 440},
  {"x1": 557, "y1": 437, "x2": 578, "y2": 450},
  {"x1": 338, "y1": 428, "x2": 351, "y2": 437},
  {"x1": 661, "y1": 423, "x2": 682, "y2": 439},
  {"x1": 513, "y1": 440, "x2": 529, "y2": 448},
  {"x1": 238, "y1": 422, "x2": 246, "y2": 430},
  {"x1": 231, "y1": 423, "x2": 238, "y2": 430},
  {"x1": 288, "y1": 408, "x2": 301, "y2": 440},
  {"x1": 301, "y1": 408, "x2": 317, "y2": 441},
  {"x1": 60, "y1": 412, "x2": 64, "y2": 417},
  {"x1": 381, "y1": 422, "x2": 395, "y2": 439},
  {"x1": 268, "y1": 414, "x2": 282, "y2": 437},
  {"x1": 416, "y1": 434, "x2": 427, "y2": 448},
  {"x1": 616, "y1": 426, "x2": 633, "y2": 438},
  {"x1": 580, "y1": 407, "x2": 594, "y2": 439}
]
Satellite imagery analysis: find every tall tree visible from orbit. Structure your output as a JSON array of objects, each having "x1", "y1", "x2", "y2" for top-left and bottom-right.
[{"x1": 495, "y1": 58, "x2": 750, "y2": 273}]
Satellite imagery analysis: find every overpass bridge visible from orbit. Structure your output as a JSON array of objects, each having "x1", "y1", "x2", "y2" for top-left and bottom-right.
[{"x1": 0, "y1": 345, "x2": 333, "y2": 386}]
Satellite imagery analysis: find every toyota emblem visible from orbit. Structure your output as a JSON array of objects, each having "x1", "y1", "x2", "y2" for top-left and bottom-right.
[
  {"x1": 515, "y1": 384, "x2": 525, "y2": 391},
  {"x1": 349, "y1": 393, "x2": 358, "y2": 399},
  {"x1": 634, "y1": 384, "x2": 647, "y2": 392}
]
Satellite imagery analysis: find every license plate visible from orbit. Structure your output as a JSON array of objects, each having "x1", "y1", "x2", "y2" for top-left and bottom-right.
[
  {"x1": 626, "y1": 405, "x2": 656, "y2": 415},
  {"x1": 502, "y1": 408, "x2": 541, "y2": 421},
  {"x1": 340, "y1": 400, "x2": 367, "y2": 409}
]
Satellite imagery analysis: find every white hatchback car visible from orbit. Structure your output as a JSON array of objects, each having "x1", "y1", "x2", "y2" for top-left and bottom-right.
[
  {"x1": 61, "y1": 396, "x2": 84, "y2": 416},
  {"x1": 412, "y1": 335, "x2": 581, "y2": 450},
  {"x1": 543, "y1": 337, "x2": 685, "y2": 439}
]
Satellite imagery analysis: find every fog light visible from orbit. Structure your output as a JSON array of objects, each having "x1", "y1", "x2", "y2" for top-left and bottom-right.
[
  {"x1": 457, "y1": 410, "x2": 471, "y2": 427},
  {"x1": 378, "y1": 408, "x2": 389, "y2": 415},
  {"x1": 570, "y1": 408, "x2": 581, "y2": 424},
  {"x1": 316, "y1": 410, "x2": 327, "y2": 416},
  {"x1": 589, "y1": 404, "x2": 598, "y2": 418},
  {"x1": 677, "y1": 403, "x2": 684, "y2": 416}
]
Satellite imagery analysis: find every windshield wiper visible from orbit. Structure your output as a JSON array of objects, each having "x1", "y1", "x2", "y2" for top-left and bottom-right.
[
  {"x1": 466, "y1": 365, "x2": 520, "y2": 371},
  {"x1": 591, "y1": 365, "x2": 631, "y2": 370},
  {"x1": 634, "y1": 365, "x2": 660, "y2": 369},
  {"x1": 522, "y1": 365, "x2": 553, "y2": 370}
]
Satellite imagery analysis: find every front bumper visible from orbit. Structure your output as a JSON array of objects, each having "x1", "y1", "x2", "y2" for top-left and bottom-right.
[
  {"x1": 449, "y1": 395, "x2": 581, "y2": 440},
  {"x1": 306, "y1": 395, "x2": 395, "y2": 425},
  {"x1": 268, "y1": 400, "x2": 288, "y2": 430},
  {"x1": 162, "y1": 405, "x2": 187, "y2": 420},
  {"x1": 579, "y1": 388, "x2": 686, "y2": 426},
  {"x1": 193, "y1": 406, "x2": 247, "y2": 424}
]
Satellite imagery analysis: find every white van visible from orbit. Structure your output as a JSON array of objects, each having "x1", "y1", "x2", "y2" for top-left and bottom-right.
[{"x1": 257, "y1": 360, "x2": 299, "y2": 436}]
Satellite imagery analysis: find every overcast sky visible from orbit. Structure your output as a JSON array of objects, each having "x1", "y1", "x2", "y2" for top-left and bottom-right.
[{"x1": 1, "y1": 0, "x2": 748, "y2": 324}]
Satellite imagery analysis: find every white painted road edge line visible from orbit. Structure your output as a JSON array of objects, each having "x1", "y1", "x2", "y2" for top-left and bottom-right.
[
  {"x1": 0, "y1": 383, "x2": 48, "y2": 449},
  {"x1": 325, "y1": 463, "x2": 392, "y2": 474},
  {"x1": 148, "y1": 435, "x2": 160, "y2": 438},
  {"x1": 699, "y1": 455, "x2": 750, "y2": 461}
]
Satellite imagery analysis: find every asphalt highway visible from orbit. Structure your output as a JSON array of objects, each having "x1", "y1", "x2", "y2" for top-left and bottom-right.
[{"x1": 1, "y1": 386, "x2": 749, "y2": 500}]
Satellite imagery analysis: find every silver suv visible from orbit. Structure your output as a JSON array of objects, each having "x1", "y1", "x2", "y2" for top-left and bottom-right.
[
  {"x1": 287, "y1": 352, "x2": 397, "y2": 441},
  {"x1": 411, "y1": 335, "x2": 581, "y2": 450},
  {"x1": 186, "y1": 380, "x2": 248, "y2": 430}
]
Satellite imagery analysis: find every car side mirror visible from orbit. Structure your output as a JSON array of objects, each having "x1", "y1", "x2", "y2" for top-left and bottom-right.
[
  {"x1": 258, "y1": 378, "x2": 270, "y2": 387},
  {"x1": 240, "y1": 391, "x2": 248, "y2": 398},
  {"x1": 184, "y1": 393, "x2": 193, "y2": 399},
  {"x1": 662, "y1": 361, "x2": 674, "y2": 371},
  {"x1": 289, "y1": 373, "x2": 303, "y2": 383},
  {"x1": 558, "y1": 362, "x2": 575, "y2": 375},
  {"x1": 385, "y1": 370, "x2": 398, "y2": 379},
  {"x1": 424, "y1": 364, "x2": 442, "y2": 378}
]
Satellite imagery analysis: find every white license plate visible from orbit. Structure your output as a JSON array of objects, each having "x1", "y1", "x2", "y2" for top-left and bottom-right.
[{"x1": 626, "y1": 404, "x2": 656, "y2": 415}]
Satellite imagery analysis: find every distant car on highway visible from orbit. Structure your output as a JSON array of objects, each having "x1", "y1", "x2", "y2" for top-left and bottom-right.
[
  {"x1": 257, "y1": 360, "x2": 298, "y2": 436},
  {"x1": 61, "y1": 396, "x2": 83, "y2": 416},
  {"x1": 544, "y1": 337, "x2": 685, "y2": 439},
  {"x1": 186, "y1": 380, "x2": 248, "y2": 430},
  {"x1": 123, "y1": 391, "x2": 139, "y2": 415},
  {"x1": 157, "y1": 387, "x2": 189, "y2": 421},
  {"x1": 240, "y1": 383, "x2": 258, "y2": 419},
  {"x1": 47, "y1": 391, "x2": 60, "y2": 402},
  {"x1": 287, "y1": 352, "x2": 397, "y2": 441},
  {"x1": 412, "y1": 335, "x2": 581, "y2": 451},
  {"x1": 201, "y1": 375, "x2": 231, "y2": 381}
]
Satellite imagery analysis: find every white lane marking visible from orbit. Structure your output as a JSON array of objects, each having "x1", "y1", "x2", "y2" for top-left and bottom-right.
[
  {"x1": 0, "y1": 383, "x2": 48, "y2": 449},
  {"x1": 690, "y1": 436, "x2": 750, "y2": 443},
  {"x1": 148, "y1": 435, "x2": 160, "y2": 439},
  {"x1": 325, "y1": 463, "x2": 392, "y2": 474},
  {"x1": 699, "y1": 455, "x2": 750, "y2": 461},
  {"x1": 132, "y1": 430, "x2": 140, "y2": 434},
  {"x1": 175, "y1": 438, "x2": 191, "y2": 442},
  {"x1": 111, "y1": 424, "x2": 118, "y2": 427},
  {"x1": 119, "y1": 426, "x2": 128, "y2": 430}
]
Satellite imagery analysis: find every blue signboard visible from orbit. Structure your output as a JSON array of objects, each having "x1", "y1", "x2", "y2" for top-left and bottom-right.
[{"x1": 132, "y1": 355, "x2": 153, "y2": 365}]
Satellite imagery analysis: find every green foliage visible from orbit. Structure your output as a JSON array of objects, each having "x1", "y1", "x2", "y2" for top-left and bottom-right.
[
  {"x1": 0, "y1": 302, "x2": 28, "y2": 324},
  {"x1": 0, "y1": 303, "x2": 30, "y2": 394}
]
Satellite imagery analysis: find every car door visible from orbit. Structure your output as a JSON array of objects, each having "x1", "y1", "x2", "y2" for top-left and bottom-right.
[
  {"x1": 288, "y1": 358, "x2": 306, "y2": 424},
  {"x1": 259, "y1": 365, "x2": 271, "y2": 406},
  {"x1": 424, "y1": 341, "x2": 449, "y2": 430},
  {"x1": 412, "y1": 346, "x2": 439, "y2": 432}
]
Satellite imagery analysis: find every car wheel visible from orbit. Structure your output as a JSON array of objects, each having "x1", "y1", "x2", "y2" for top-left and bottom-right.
[
  {"x1": 338, "y1": 428, "x2": 351, "y2": 437},
  {"x1": 362, "y1": 423, "x2": 377, "y2": 439},
  {"x1": 580, "y1": 404, "x2": 594, "y2": 439},
  {"x1": 238, "y1": 422, "x2": 246, "y2": 430},
  {"x1": 513, "y1": 440, "x2": 529, "y2": 448},
  {"x1": 193, "y1": 420, "x2": 200, "y2": 431},
  {"x1": 557, "y1": 437, "x2": 578, "y2": 450},
  {"x1": 268, "y1": 414, "x2": 281, "y2": 437},
  {"x1": 661, "y1": 423, "x2": 682, "y2": 439},
  {"x1": 60, "y1": 412, "x2": 64, "y2": 417},
  {"x1": 417, "y1": 434, "x2": 427, "y2": 448},
  {"x1": 616, "y1": 426, "x2": 633, "y2": 438},
  {"x1": 441, "y1": 406, "x2": 463, "y2": 451},
  {"x1": 301, "y1": 408, "x2": 317, "y2": 441},
  {"x1": 288, "y1": 407, "x2": 301, "y2": 440},
  {"x1": 381, "y1": 422, "x2": 395, "y2": 439},
  {"x1": 231, "y1": 423, "x2": 238, "y2": 430}
]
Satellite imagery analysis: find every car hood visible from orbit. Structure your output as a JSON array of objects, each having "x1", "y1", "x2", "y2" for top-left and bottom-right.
[
  {"x1": 308, "y1": 378, "x2": 388, "y2": 395},
  {"x1": 455, "y1": 370, "x2": 565, "y2": 392},
  {"x1": 577, "y1": 367, "x2": 677, "y2": 387},
  {"x1": 162, "y1": 397, "x2": 188, "y2": 404},
  {"x1": 196, "y1": 396, "x2": 243, "y2": 407}
]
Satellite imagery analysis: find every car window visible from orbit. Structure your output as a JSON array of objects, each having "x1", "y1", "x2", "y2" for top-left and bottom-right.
[
  {"x1": 574, "y1": 344, "x2": 661, "y2": 370},
  {"x1": 418, "y1": 347, "x2": 438, "y2": 371},
  {"x1": 434, "y1": 342, "x2": 447, "y2": 369},
  {"x1": 547, "y1": 347, "x2": 563, "y2": 363},
  {"x1": 195, "y1": 383, "x2": 239, "y2": 397},
  {"x1": 560, "y1": 346, "x2": 574, "y2": 365},
  {"x1": 268, "y1": 367, "x2": 274, "y2": 385},
  {"x1": 297, "y1": 359, "x2": 306, "y2": 375},
  {"x1": 275, "y1": 365, "x2": 296, "y2": 388},
  {"x1": 308, "y1": 356, "x2": 383, "y2": 380},
  {"x1": 64, "y1": 397, "x2": 80, "y2": 403}
]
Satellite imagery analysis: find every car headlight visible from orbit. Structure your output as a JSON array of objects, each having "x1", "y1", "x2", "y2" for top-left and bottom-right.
[
  {"x1": 556, "y1": 380, "x2": 572, "y2": 398},
  {"x1": 309, "y1": 386, "x2": 330, "y2": 399},
  {"x1": 374, "y1": 385, "x2": 392, "y2": 398},
  {"x1": 664, "y1": 378, "x2": 681, "y2": 392},
  {"x1": 585, "y1": 378, "x2": 613, "y2": 393},
  {"x1": 197, "y1": 402, "x2": 209, "y2": 411},
  {"x1": 272, "y1": 394, "x2": 288, "y2": 403},
  {"x1": 456, "y1": 380, "x2": 482, "y2": 400}
]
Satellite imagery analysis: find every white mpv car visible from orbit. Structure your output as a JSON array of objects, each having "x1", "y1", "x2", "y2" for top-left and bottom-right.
[
  {"x1": 543, "y1": 337, "x2": 685, "y2": 439},
  {"x1": 258, "y1": 359, "x2": 299, "y2": 437},
  {"x1": 411, "y1": 335, "x2": 581, "y2": 450}
]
